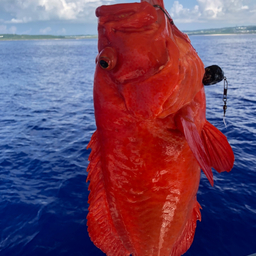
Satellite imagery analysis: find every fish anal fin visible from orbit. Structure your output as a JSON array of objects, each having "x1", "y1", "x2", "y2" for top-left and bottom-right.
[
  {"x1": 175, "y1": 109, "x2": 214, "y2": 186},
  {"x1": 201, "y1": 121, "x2": 234, "y2": 173},
  {"x1": 171, "y1": 200, "x2": 202, "y2": 256},
  {"x1": 87, "y1": 131, "x2": 130, "y2": 256}
]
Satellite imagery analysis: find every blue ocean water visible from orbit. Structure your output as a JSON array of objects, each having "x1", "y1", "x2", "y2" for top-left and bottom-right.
[{"x1": 0, "y1": 35, "x2": 255, "y2": 256}]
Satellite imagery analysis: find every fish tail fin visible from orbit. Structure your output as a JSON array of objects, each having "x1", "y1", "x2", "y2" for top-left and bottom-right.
[
  {"x1": 201, "y1": 121, "x2": 235, "y2": 173},
  {"x1": 87, "y1": 131, "x2": 130, "y2": 256},
  {"x1": 171, "y1": 200, "x2": 202, "y2": 256}
]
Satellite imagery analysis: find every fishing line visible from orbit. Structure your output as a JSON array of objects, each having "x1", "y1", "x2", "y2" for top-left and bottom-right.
[
  {"x1": 152, "y1": 7, "x2": 231, "y2": 127},
  {"x1": 153, "y1": 5, "x2": 174, "y2": 24}
]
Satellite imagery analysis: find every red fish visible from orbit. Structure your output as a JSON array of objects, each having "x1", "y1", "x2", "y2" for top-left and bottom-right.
[{"x1": 86, "y1": 0, "x2": 234, "y2": 255}]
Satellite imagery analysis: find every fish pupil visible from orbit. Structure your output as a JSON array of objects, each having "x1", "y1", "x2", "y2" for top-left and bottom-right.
[{"x1": 99, "y1": 59, "x2": 109, "y2": 69}]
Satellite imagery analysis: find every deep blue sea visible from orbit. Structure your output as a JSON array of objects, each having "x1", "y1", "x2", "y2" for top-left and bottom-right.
[{"x1": 0, "y1": 34, "x2": 256, "y2": 256}]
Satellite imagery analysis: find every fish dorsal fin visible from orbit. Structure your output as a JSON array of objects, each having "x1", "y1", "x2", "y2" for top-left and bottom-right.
[{"x1": 175, "y1": 109, "x2": 214, "y2": 186}]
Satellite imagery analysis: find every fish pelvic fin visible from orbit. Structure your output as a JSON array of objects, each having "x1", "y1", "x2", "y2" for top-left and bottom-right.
[
  {"x1": 171, "y1": 199, "x2": 202, "y2": 256},
  {"x1": 175, "y1": 109, "x2": 214, "y2": 186},
  {"x1": 201, "y1": 120, "x2": 235, "y2": 173},
  {"x1": 86, "y1": 131, "x2": 130, "y2": 256}
]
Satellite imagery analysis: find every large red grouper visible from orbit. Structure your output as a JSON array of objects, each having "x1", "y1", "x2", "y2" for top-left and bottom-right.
[{"x1": 86, "y1": 0, "x2": 235, "y2": 255}]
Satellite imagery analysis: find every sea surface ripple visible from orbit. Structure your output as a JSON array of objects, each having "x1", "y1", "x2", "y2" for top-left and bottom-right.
[{"x1": 0, "y1": 35, "x2": 256, "y2": 256}]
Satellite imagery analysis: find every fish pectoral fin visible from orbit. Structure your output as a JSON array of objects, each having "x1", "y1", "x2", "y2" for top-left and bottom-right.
[
  {"x1": 175, "y1": 109, "x2": 214, "y2": 186},
  {"x1": 201, "y1": 120, "x2": 234, "y2": 173}
]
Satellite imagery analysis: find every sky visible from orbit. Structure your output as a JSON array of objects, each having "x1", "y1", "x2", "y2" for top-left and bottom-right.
[{"x1": 0, "y1": 0, "x2": 255, "y2": 35}]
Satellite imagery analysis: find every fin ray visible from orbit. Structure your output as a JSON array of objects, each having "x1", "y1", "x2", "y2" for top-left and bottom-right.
[
  {"x1": 87, "y1": 131, "x2": 130, "y2": 256},
  {"x1": 176, "y1": 113, "x2": 214, "y2": 186},
  {"x1": 201, "y1": 121, "x2": 234, "y2": 173},
  {"x1": 171, "y1": 200, "x2": 201, "y2": 256}
]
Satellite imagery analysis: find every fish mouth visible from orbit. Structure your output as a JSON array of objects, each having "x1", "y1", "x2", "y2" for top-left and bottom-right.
[
  {"x1": 96, "y1": 2, "x2": 158, "y2": 32},
  {"x1": 112, "y1": 62, "x2": 168, "y2": 85},
  {"x1": 96, "y1": 1, "x2": 171, "y2": 85}
]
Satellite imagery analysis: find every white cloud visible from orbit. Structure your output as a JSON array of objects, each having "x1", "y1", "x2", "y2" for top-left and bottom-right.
[
  {"x1": 5, "y1": 18, "x2": 29, "y2": 23},
  {"x1": 242, "y1": 5, "x2": 249, "y2": 10},
  {"x1": 0, "y1": 25, "x2": 17, "y2": 34},
  {"x1": 170, "y1": 2, "x2": 201, "y2": 23},
  {"x1": 0, "y1": 0, "x2": 113, "y2": 23},
  {"x1": 39, "y1": 26, "x2": 52, "y2": 34},
  {"x1": 0, "y1": 0, "x2": 255, "y2": 34},
  {"x1": 170, "y1": 0, "x2": 256, "y2": 25}
]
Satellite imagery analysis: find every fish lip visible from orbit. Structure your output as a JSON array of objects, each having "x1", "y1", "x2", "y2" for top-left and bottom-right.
[
  {"x1": 112, "y1": 62, "x2": 168, "y2": 85},
  {"x1": 98, "y1": 25, "x2": 157, "y2": 35},
  {"x1": 96, "y1": 4, "x2": 135, "y2": 20},
  {"x1": 110, "y1": 25, "x2": 157, "y2": 34},
  {"x1": 96, "y1": 2, "x2": 158, "y2": 32}
]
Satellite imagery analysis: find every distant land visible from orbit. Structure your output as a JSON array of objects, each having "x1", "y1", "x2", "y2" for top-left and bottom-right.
[
  {"x1": 0, "y1": 34, "x2": 97, "y2": 40},
  {"x1": 0, "y1": 26, "x2": 256, "y2": 40},
  {"x1": 184, "y1": 25, "x2": 256, "y2": 35}
]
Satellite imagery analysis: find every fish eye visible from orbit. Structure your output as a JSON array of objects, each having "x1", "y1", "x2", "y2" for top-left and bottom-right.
[
  {"x1": 99, "y1": 59, "x2": 110, "y2": 69},
  {"x1": 97, "y1": 47, "x2": 117, "y2": 71}
]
